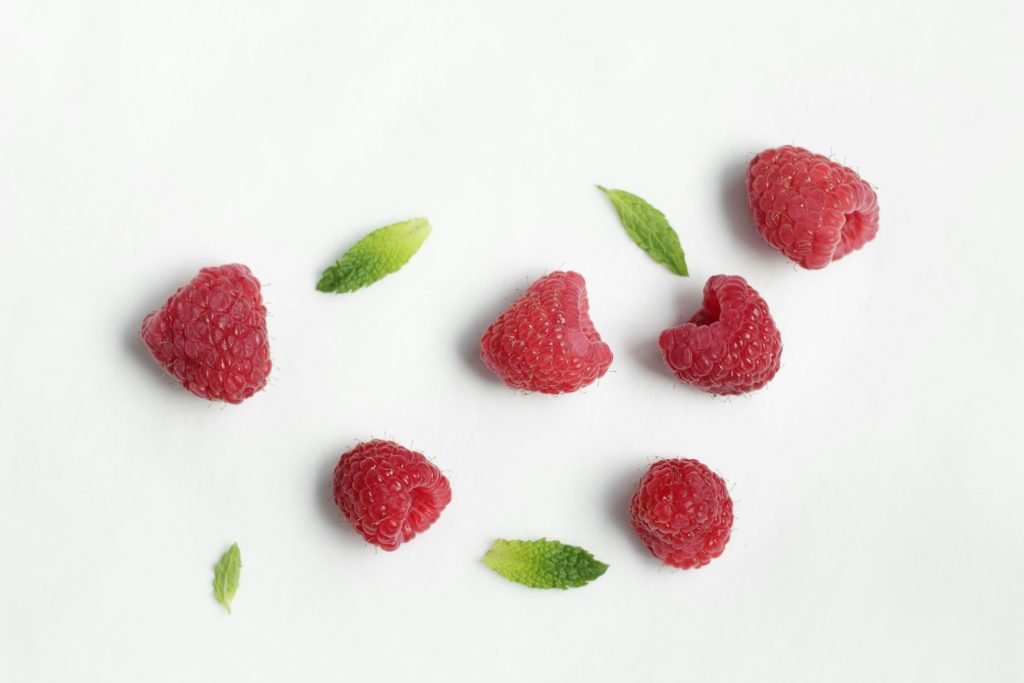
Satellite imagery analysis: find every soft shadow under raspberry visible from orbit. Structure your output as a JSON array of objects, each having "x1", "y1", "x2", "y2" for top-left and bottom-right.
[
  {"x1": 124, "y1": 268, "x2": 201, "y2": 395},
  {"x1": 605, "y1": 463, "x2": 657, "y2": 558},
  {"x1": 314, "y1": 447, "x2": 370, "y2": 549},
  {"x1": 458, "y1": 277, "x2": 530, "y2": 385},
  {"x1": 632, "y1": 289, "x2": 704, "y2": 380},
  {"x1": 719, "y1": 156, "x2": 781, "y2": 260}
]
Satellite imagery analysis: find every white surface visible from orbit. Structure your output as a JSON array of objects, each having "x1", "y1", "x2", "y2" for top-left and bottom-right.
[{"x1": 1, "y1": 2, "x2": 1022, "y2": 681}]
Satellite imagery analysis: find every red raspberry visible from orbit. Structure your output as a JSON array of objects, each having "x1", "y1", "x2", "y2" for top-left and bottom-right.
[
  {"x1": 480, "y1": 271, "x2": 613, "y2": 394},
  {"x1": 659, "y1": 275, "x2": 781, "y2": 395},
  {"x1": 141, "y1": 264, "x2": 271, "y2": 404},
  {"x1": 629, "y1": 458, "x2": 733, "y2": 569},
  {"x1": 747, "y1": 145, "x2": 879, "y2": 269},
  {"x1": 332, "y1": 440, "x2": 451, "y2": 551}
]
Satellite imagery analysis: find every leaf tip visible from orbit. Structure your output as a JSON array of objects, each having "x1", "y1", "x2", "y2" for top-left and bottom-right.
[
  {"x1": 411, "y1": 217, "x2": 432, "y2": 242},
  {"x1": 671, "y1": 253, "x2": 690, "y2": 277}
]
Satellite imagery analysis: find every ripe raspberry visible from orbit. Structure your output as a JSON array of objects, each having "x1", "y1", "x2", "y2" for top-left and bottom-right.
[
  {"x1": 629, "y1": 459, "x2": 733, "y2": 569},
  {"x1": 140, "y1": 264, "x2": 271, "y2": 404},
  {"x1": 332, "y1": 440, "x2": 451, "y2": 551},
  {"x1": 659, "y1": 275, "x2": 781, "y2": 395},
  {"x1": 747, "y1": 145, "x2": 879, "y2": 269},
  {"x1": 480, "y1": 271, "x2": 613, "y2": 394}
]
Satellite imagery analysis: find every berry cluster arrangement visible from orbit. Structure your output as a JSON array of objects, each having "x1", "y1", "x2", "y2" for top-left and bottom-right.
[{"x1": 143, "y1": 146, "x2": 878, "y2": 600}]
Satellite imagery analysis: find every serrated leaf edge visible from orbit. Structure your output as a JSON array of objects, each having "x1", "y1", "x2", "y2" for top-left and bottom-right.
[
  {"x1": 316, "y1": 217, "x2": 432, "y2": 294},
  {"x1": 482, "y1": 537, "x2": 609, "y2": 590},
  {"x1": 597, "y1": 185, "x2": 688, "y2": 276}
]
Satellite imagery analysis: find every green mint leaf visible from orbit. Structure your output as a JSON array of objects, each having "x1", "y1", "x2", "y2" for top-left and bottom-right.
[
  {"x1": 212, "y1": 543, "x2": 241, "y2": 614},
  {"x1": 317, "y1": 217, "x2": 432, "y2": 293},
  {"x1": 597, "y1": 186, "x2": 688, "y2": 276},
  {"x1": 482, "y1": 538, "x2": 608, "y2": 590}
]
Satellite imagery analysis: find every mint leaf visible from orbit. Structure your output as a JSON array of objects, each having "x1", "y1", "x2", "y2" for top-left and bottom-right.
[
  {"x1": 597, "y1": 186, "x2": 688, "y2": 276},
  {"x1": 317, "y1": 217, "x2": 431, "y2": 293},
  {"x1": 212, "y1": 543, "x2": 241, "y2": 614},
  {"x1": 482, "y1": 538, "x2": 608, "y2": 589}
]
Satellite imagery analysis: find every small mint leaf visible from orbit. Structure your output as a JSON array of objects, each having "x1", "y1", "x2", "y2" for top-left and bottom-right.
[
  {"x1": 482, "y1": 538, "x2": 608, "y2": 590},
  {"x1": 212, "y1": 543, "x2": 241, "y2": 614},
  {"x1": 317, "y1": 217, "x2": 432, "y2": 293},
  {"x1": 597, "y1": 186, "x2": 688, "y2": 276}
]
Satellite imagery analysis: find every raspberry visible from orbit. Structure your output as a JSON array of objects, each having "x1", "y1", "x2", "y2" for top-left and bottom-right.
[
  {"x1": 332, "y1": 440, "x2": 451, "y2": 551},
  {"x1": 747, "y1": 145, "x2": 879, "y2": 269},
  {"x1": 659, "y1": 275, "x2": 781, "y2": 395},
  {"x1": 141, "y1": 264, "x2": 271, "y2": 404},
  {"x1": 480, "y1": 271, "x2": 613, "y2": 394},
  {"x1": 629, "y1": 459, "x2": 733, "y2": 569}
]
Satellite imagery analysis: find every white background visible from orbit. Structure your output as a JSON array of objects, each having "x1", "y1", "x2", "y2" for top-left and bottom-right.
[{"x1": 2, "y1": 1, "x2": 1022, "y2": 681}]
